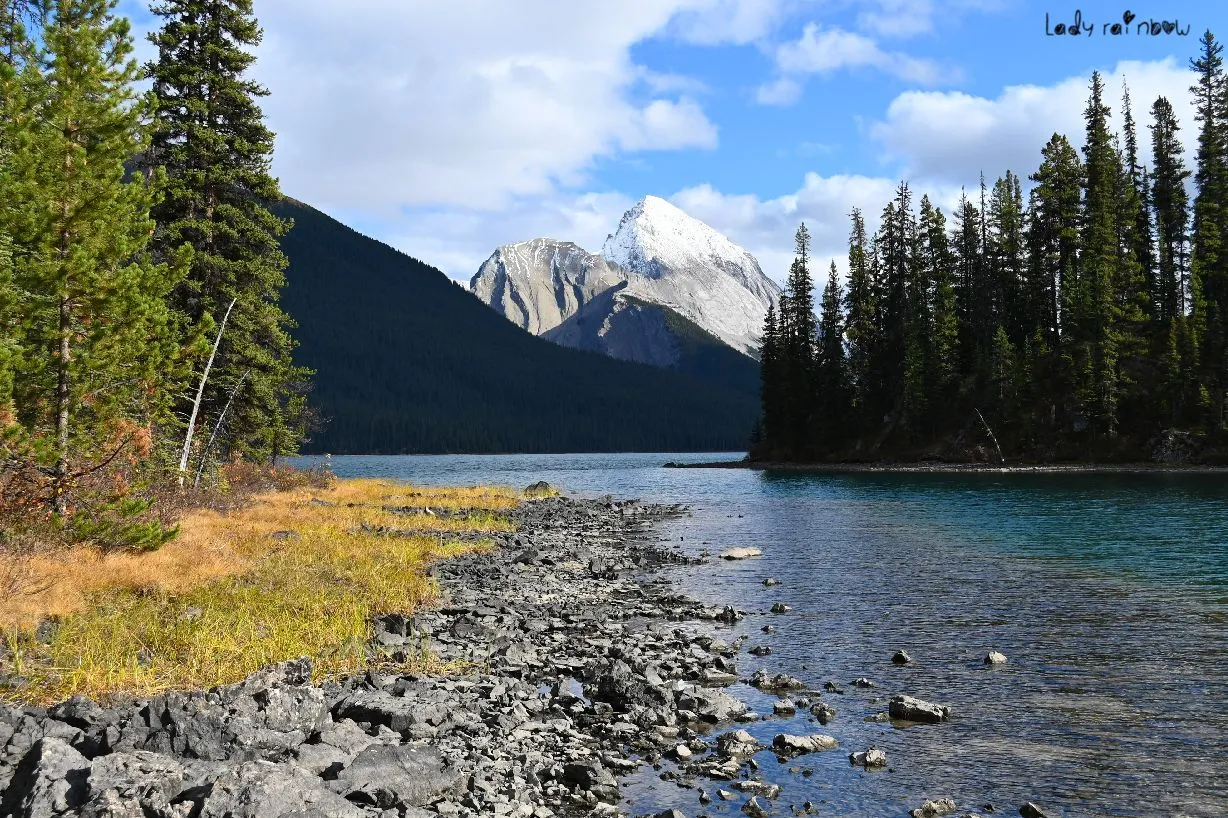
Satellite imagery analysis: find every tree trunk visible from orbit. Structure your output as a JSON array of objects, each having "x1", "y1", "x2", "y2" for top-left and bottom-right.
[
  {"x1": 53, "y1": 294, "x2": 71, "y2": 514},
  {"x1": 179, "y1": 297, "x2": 236, "y2": 486}
]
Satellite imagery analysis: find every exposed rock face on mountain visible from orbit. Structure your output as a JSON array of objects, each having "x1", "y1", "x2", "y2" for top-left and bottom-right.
[
  {"x1": 600, "y1": 196, "x2": 781, "y2": 356},
  {"x1": 469, "y1": 196, "x2": 781, "y2": 361},
  {"x1": 543, "y1": 283, "x2": 712, "y2": 369},
  {"x1": 469, "y1": 239, "x2": 623, "y2": 336}
]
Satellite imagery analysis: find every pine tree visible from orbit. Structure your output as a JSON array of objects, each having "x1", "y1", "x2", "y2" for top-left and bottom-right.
[
  {"x1": 919, "y1": 196, "x2": 959, "y2": 410},
  {"x1": 1189, "y1": 30, "x2": 1228, "y2": 428},
  {"x1": 145, "y1": 0, "x2": 311, "y2": 464},
  {"x1": 759, "y1": 303, "x2": 782, "y2": 453},
  {"x1": 0, "y1": 0, "x2": 45, "y2": 65},
  {"x1": 1150, "y1": 96, "x2": 1191, "y2": 323},
  {"x1": 986, "y1": 171, "x2": 1026, "y2": 344},
  {"x1": 1121, "y1": 80, "x2": 1157, "y2": 322},
  {"x1": 1027, "y1": 134, "x2": 1083, "y2": 349},
  {"x1": 845, "y1": 208, "x2": 876, "y2": 427},
  {"x1": 780, "y1": 223, "x2": 817, "y2": 454},
  {"x1": 952, "y1": 190, "x2": 986, "y2": 376},
  {"x1": 4, "y1": 0, "x2": 184, "y2": 512},
  {"x1": 815, "y1": 261, "x2": 847, "y2": 450}
]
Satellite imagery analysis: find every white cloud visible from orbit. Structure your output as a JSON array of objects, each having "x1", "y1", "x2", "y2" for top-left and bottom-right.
[
  {"x1": 869, "y1": 58, "x2": 1199, "y2": 188},
  {"x1": 856, "y1": 0, "x2": 936, "y2": 38},
  {"x1": 667, "y1": 0, "x2": 800, "y2": 45},
  {"x1": 757, "y1": 22, "x2": 959, "y2": 104},
  {"x1": 195, "y1": 0, "x2": 738, "y2": 215}
]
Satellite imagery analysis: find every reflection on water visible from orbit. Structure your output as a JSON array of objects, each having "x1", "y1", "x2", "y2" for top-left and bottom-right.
[{"x1": 293, "y1": 454, "x2": 1228, "y2": 818}]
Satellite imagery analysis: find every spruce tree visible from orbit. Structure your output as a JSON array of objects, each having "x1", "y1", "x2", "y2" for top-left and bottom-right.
[
  {"x1": 1189, "y1": 30, "x2": 1228, "y2": 428},
  {"x1": 845, "y1": 208, "x2": 876, "y2": 426},
  {"x1": 781, "y1": 223, "x2": 817, "y2": 454},
  {"x1": 986, "y1": 171, "x2": 1026, "y2": 344},
  {"x1": 816, "y1": 261, "x2": 847, "y2": 449},
  {"x1": 4, "y1": 0, "x2": 184, "y2": 512},
  {"x1": 758, "y1": 303, "x2": 782, "y2": 453},
  {"x1": 1121, "y1": 81, "x2": 1157, "y2": 321},
  {"x1": 919, "y1": 196, "x2": 959, "y2": 409},
  {"x1": 1150, "y1": 96, "x2": 1191, "y2": 323},
  {"x1": 145, "y1": 0, "x2": 311, "y2": 464}
]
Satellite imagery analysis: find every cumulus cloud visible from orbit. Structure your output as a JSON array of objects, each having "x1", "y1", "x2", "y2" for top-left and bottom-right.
[
  {"x1": 869, "y1": 58, "x2": 1200, "y2": 188},
  {"x1": 757, "y1": 22, "x2": 959, "y2": 104},
  {"x1": 168, "y1": 0, "x2": 734, "y2": 215}
]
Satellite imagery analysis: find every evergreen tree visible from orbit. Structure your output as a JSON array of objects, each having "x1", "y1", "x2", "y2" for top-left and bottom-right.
[
  {"x1": 145, "y1": 0, "x2": 310, "y2": 463},
  {"x1": 919, "y1": 196, "x2": 959, "y2": 409},
  {"x1": 952, "y1": 190, "x2": 986, "y2": 375},
  {"x1": 1121, "y1": 80, "x2": 1158, "y2": 322},
  {"x1": 758, "y1": 303, "x2": 782, "y2": 452},
  {"x1": 1150, "y1": 96, "x2": 1191, "y2": 323},
  {"x1": 815, "y1": 261, "x2": 847, "y2": 449},
  {"x1": 986, "y1": 171, "x2": 1026, "y2": 344},
  {"x1": 0, "y1": 0, "x2": 45, "y2": 65},
  {"x1": 845, "y1": 208, "x2": 876, "y2": 426},
  {"x1": 1027, "y1": 134, "x2": 1083, "y2": 350},
  {"x1": 1189, "y1": 30, "x2": 1228, "y2": 428},
  {"x1": 4, "y1": 0, "x2": 184, "y2": 511},
  {"x1": 780, "y1": 222, "x2": 817, "y2": 454}
]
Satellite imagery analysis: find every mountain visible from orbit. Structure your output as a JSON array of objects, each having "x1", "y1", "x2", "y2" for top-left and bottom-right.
[
  {"x1": 469, "y1": 196, "x2": 782, "y2": 369},
  {"x1": 542, "y1": 284, "x2": 760, "y2": 396},
  {"x1": 600, "y1": 195, "x2": 781, "y2": 356},
  {"x1": 272, "y1": 198, "x2": 759, "y2": 454},
  {"x1": 470, "y1": 239, "x2": 623, "y2": 335}
]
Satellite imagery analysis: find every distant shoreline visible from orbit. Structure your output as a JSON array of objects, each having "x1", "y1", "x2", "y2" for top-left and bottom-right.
[{"x1": 666, "y1": 459, "x2": 1228, "y2": 474}]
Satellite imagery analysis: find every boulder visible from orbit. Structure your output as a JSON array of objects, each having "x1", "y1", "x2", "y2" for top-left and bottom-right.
[
  {"x1": 910, "y1": 798, "x2": 957, "y2": 818},
  {"x1": 1019, "y1": 804, "x2": 1051, "y2": 818},
  {"x1": 892, "y1": 650, "x2": 912, "y2": 665},
  {"x1": 771, "y1": 733, "x2": 838, "y2": 756},
  {"x1": 720, "y1": 548, "x2": 762, "y2": 560},
  {"x1": 332, "y1": 744, "x2": 463, "y2": 809},
  {"x1": 0, "y1": 737, "x2": 90, "y2": 818},
  {"x1": 714, "y1": 729, "x2": 761, "y2": 759},
  {"x1": 79, "y1": 750, "x2": 190, "y2": 818},
  {"x1": 749, "y1": 670, "x2": 806, "y2": 691},
  {"x1": 849, "y1": 748, "x2": 888, "y2": 768},
  {"x1": 889, "y1": 695, "x2": 951, "y2": 724},
  {"x1": 196, "y1": 760, "x2": 364, "y2": 818},
  {"x1": 985, "y1": 651, "x2": 1008, "y2": 665}
]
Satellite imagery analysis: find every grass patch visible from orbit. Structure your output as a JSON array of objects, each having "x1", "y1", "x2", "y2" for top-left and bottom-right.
[{"x1": 0, "y1": 478, "x2": 520, "y2": 705}]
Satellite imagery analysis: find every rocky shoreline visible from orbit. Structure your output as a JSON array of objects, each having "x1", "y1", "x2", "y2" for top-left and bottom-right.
[{"x1": 0, "y1": 493, "x2": 1020, "y2": 818}]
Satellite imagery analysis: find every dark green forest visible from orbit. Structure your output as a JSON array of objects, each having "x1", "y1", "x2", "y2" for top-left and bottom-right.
[
  {"x1": 756, "y1": 34, "x2": 1228, "y2": 465},
  {"x1": 274, "y1": 199, "x2": 760, "y2": 454}
]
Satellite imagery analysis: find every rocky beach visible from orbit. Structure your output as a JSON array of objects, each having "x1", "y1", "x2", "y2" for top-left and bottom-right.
[{"x1": 1, "y1": 492, "x2": 1035, "y2": 818}]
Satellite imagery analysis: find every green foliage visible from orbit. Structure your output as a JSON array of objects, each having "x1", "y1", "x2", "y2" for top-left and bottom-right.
[
  {"x1": 68, "y1": 496, "x2": 179, "y2": 552},
  {"x1": 2, "y1": 0, "x2": 185, "y2": 509},
  {"x1": 272, "y1": 198, "x2": 760, "y2": 454},
  {"x1": 144, "y1": 0, "x2": 311, "y2": 463},
  {"x1": 757, "y1": 36, "x2": 1228, "y2": 463}
]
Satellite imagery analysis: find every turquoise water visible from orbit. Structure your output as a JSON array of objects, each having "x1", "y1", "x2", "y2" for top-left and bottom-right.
[{"x1": 291, "y1": 454, "x2": 1228, "y2": 817}]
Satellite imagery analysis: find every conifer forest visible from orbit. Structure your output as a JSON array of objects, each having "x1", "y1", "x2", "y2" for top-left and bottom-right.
[{"x1": 755, "y1": 33, "x2": 1228, "y2": 464}]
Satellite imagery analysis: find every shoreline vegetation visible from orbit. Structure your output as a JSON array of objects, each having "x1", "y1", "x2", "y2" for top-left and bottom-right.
[
  {"x1": 666, "y1": 458, "x2": 1228, "y2": 473},
  {"x1": 0, "y1": 476, "x2": 521, "y2": 704}
]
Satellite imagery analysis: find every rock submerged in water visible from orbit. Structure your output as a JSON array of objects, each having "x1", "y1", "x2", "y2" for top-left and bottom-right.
[
  {"x1": 769, "y1": 603, "x2": 792, "y2": 614},
  {"x1": 720, "y1": 547, "x2": 762, "y2": 560},
  {"x1": 910, "y1": 797, "x2": 958, "y2": 817},
  {"x1": 772, "y1": 733, "x2": 838, "y2": 756},
  {"x1": 889, "y1": 694, "x2": 951, "y2": 724},
  {"x1": 985, "y1": 650, "x2": 1008, "y2": 665},
  {"x1": 849, "y1": 747, "x2": 888, "y2": 768},
  {"x1": 1020, "y1": 802, "x2": 1052, "y2": 818},
  {"x1": 892, "y1": 650, "x2": 912, "y2": 665}
]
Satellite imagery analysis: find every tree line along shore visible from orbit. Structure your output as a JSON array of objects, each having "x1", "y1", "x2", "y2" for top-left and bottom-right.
[{"x1": 754, "y1": 32, "x2": 1228, "y2": 467}]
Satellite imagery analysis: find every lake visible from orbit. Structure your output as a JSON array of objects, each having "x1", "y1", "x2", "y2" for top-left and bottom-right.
[{"x1": 290, "y1": 453, "x2": 1228, "y2": 818}]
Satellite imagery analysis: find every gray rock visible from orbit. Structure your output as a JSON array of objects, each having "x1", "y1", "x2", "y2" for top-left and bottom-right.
[
  {"x1": 771, "y1": 733, "x2": 838, "y2": 756},
  {"x1": 910, "y1": 798, "x2": 957, "y2": 818},
  {"x1": 735, "y1": 780, "x2": 781, "y2": 799},
  {"x1": 196, "y1": 760, "x2": 364, "y2": 818},
  {"x1": 79, "y1": 751, "x2": 192, "y2": 818},
  {"x1": 1, "y1": 737, "x2": 90, "y2": 818},
  {"x1": 888, "y1": 695, "x2": 951, "y2": 724},
  {"x1": 742, "y1": 796, "x2": 770, "y2": 817},
  {"x1": 720, "y1": 547, "x2": 762, "y2": 560},
  {"x1": 892, "y1": 650, "x2": 912, "y2": 665},
  {"x1": 1019, "y1": 804, "x2": 1051, "y2": 818},
  {"x1": 985, "y1": 651, "x2": 1008, "y2": 665},
  {"x1": 333, "y1": 744, "x2": 463, "y2": 808},
  {"x1": 715, "y1": 729, "x2": 762, "y2": 759},
  {"x1": 849, "y1": 748, "x2": 888, "y2": 768}
]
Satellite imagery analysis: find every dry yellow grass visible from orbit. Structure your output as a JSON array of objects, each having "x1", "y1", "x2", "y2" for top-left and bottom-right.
[{"x1": 0, "y1": 478, "x2": 521, "y2": 705}]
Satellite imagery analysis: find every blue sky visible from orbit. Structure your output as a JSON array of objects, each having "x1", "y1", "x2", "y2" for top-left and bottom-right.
[{"x1": 118, "y1": 0, "x2": 1225, "y2": 284}]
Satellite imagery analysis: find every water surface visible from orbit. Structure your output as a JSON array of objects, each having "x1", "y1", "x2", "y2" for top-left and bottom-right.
[{"x1": 292, "y1": 453, "x2": 1228, "y2": 818}]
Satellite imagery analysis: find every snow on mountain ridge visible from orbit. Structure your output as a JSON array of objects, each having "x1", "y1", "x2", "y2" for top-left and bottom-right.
[{"x1": 470, "y1": 195, "x2": 782, "y2": 357}]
